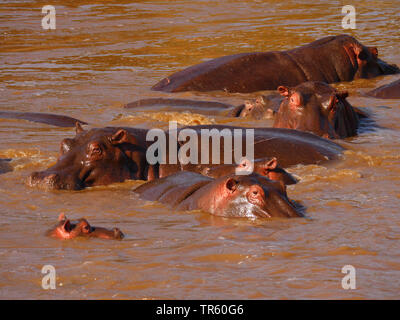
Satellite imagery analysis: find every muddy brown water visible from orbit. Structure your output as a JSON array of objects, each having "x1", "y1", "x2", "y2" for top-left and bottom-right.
[{"x1": 1, "y1": 1, "x2": 400, "y2": 299}]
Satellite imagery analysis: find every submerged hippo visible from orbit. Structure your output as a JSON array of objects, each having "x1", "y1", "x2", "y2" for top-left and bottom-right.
[
  {"x1": 152, "y1": 34, "x2": 399, "y2": 93},
  {"x1": 271, "y1": 81, "x2": 367, "y2": 139},
  {"x1": 134, "y1": 171, "x2": 302, "y2": 218},
  {"x1": 128, "y1": 81, "x2": 369, "y2": 139},
  {"x1": 0, "y1": 111, "x2": 87, "y2": 127},
  {"x1": 125, "y1": 96, "x2": 272, "y2": 118},
  {"x1": 29, "y1": 124, "x2": 151, "y2": 190},
  {"x1": 125, "y1": 98, "x2": 241, "y2": 117},
  {"x1": 199, "y1": 157, "x2": 298, "y2": 186},
  {"x1": 0, "y1": 158, "x2": 12, "y2": 175},
  {"x1": 28, "y1": 124, "x2": 343, "y2": 190},
  {"x1": 366, "y1": 79, "x2": 400, "y2": 99},
  {"x1": 46, "y1": 213, "x2": 124, "y2": 240}
]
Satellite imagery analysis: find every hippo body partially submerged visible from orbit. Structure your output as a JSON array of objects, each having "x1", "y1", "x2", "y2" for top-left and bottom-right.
[
  {"x1": 367, "y1": 79, "x2": 400, "y2": 99},
  {"x1": 46, "y1": 214, "x2": 124, "y2": 240},
  {"x1": 28, "y1": 124, "x2": 343, "y2": 190},
  {"x1": 0, "y1": 158, "x2": 12, "y2": 175},
  {"x1": 152, "y1": 35, "x2": 399, "y2": 93},
  {"x1": 134, "y1": 171, "x2": 302, "y2": 218},
  {"x1": 199, "y1": 157, "x2": 298, "y2": 186},
  {"x1": 272, "y1": 81, "x2": 366, "y2": 139},
  {"x1": 128, "y1": 81, "x2": 370, "y2": 139},
  {"x1": 0, "y1": 111, "x2": 87, "y2": 127}
]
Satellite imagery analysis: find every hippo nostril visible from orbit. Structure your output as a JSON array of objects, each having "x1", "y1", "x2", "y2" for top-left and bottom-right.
[{"x1": 114, "y1": 228, "x2": 124, "y2": 239}]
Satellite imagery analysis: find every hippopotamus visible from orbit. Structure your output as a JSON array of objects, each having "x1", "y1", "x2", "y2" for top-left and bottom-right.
[
  {"x1": 271, "y1": 81, "x2": 367, "y2": 139},
  {"x1": 125, "y1": 96, "x2": 273, "y2": 118},
  {"x1": 125, "y1": 98, "x2": 242, "y2": 117},
  {"x1": 29, "y1": 124, "x2": 151, "y2": 190},
  {"x1": 238, "y1": 94, "x2": 281, "y2": 119},
  {"x1": 152, "y1": 34, "x2": 399, "y2": 93},
  {"x1": 127, "y1": 81, "x2": 368, "y2": 138},
  {"x1": 0, "y1": 158, "x2": 12, "y2": 175},
  {"x1": 196, "y1": 157, "x2": 298, "y2": 186},
  {"x1": 0, "y1": 111, "x2": 87, "y2": 127},
  {"x1": 28, "y1": 124, "x2": 343, "y2": 190},
  {"x1": 46, "y1": 213, "x2": 124, "y2": 240},
  {"x1": 366, "y1": 78, "x2": 400, "y2": 99},
  {"x1": 134, "y1": 171, "x2": 302, "y2": 218}
]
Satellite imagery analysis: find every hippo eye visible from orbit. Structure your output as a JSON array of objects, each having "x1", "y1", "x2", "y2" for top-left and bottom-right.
[
  {"x1": 87, "y1": 143, "x2": 102, "y2": 157},
  {"x1": 252, "y1": 190, "x2": 258, "y2": 195}
]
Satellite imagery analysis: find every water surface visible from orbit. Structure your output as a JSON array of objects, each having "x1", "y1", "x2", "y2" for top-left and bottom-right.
[{"x1": 0, "y1": 0, "x2": 400, "y2": 299}]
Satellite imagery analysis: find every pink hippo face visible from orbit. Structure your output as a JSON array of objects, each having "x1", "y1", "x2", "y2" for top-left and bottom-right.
[{"x1": 47, "y1": 214, "x2": 124, "y2": 240}]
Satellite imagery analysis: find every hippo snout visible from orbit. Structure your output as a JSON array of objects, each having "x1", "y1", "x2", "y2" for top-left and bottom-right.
[
  {"x1": 28, "y1": 171, "x2": 79, "y2": 190},
  {"x1": 28, "y1": 171, "x2": 58, "y2": 188}
]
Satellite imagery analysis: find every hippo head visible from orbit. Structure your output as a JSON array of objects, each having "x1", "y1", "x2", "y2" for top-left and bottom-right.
[
  {"x1": 344, "y1": 43, "x2": 400, "y2": 79},
  {"x1": 193, "y1": 173, "x2": 302, "y2": 219},
  {"x1": 200, "y1": 157, "x2": 297, "y2": 186},
  {"x1": 239, "y1": 96, "x2": 275, "y2": 119},
  {"x1": 273, "y1": 81, "x2": 359, "y2": 139},
  {"x1": 47, "y1": 213, "x2": 124, "y2": 240},
  {"x1": 234, "y1": 157, "x2": 298, "y2": 185},
  {"x1": 28, "y1": 124, "x2": 148, "y2": 190}
]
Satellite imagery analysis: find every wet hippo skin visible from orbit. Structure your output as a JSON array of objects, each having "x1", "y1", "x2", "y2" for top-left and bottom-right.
[
  {"x1": 152, "y1": 34, "x2": 400, "y2": 93},
  {"x1": 134, "y1": 171, "x2": 303, "y2": 218},
  {"x1": 28, "y1": 124, "x2": 343, "y2": 190},
  {"x1": 199, "y1": 157, "x2": 298, "y2": 186},
  {"x1": 0, "y1": 111, "x2": 87, "y2": 127},
  {"x1": 128, "y1": 81, "x2": 370, "y2": 139},
  {"x1": 0, "y1": 158, "x2": 13, "y2": 175},
  {"x1": 271, "y1": 81, "x2": 367, "y2": 139},
  {"x1": 46, "y1": 213, "x2": 124, "y2": 240},
  {"x1": 367, "y1": 79, "x2": 400, "y2": 99}
]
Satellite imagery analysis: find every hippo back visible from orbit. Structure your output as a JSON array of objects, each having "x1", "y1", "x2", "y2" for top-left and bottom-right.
[
  {"x1": 134, "y1": 171, "x2": 212, "y2": 207},
  {"x1": 179, "y1": 125, "x2": 344, "y2": 168}
]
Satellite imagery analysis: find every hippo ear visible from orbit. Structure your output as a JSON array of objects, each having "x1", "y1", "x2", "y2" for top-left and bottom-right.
[
  {"x1": 244, "y1": 100, "x2": 253, "y2": 111},
  {"x1": 75, "y1": 122, "x2": 85, "y2": 135},
  {"x1": 369, "y1": 47, "x2": 378, "y2": 59},
  {"x1": 110, "y1": 129, "x2": 139, "y2": 146},
  {"x1": 256, "y1": 96, "x2": 266, "y2": 104},
  {"x1": 264, "y1": 157, "x2": 278, "y2": 171},
  {"x1": 277, "y1": 86, "x2": 290, "y2": 97},
  {"x1": 62, "y1": 219, "x2": 72, "y2": 232},
  {"x1": 225, "y1": 178, "x2": 238, "y2": 192},
  {"x1": 58, "y1": 213, "x2": 67, "y2": 221},
  {"x1": 78, "y1": 219, "x2": 91, "y2": 234}
]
